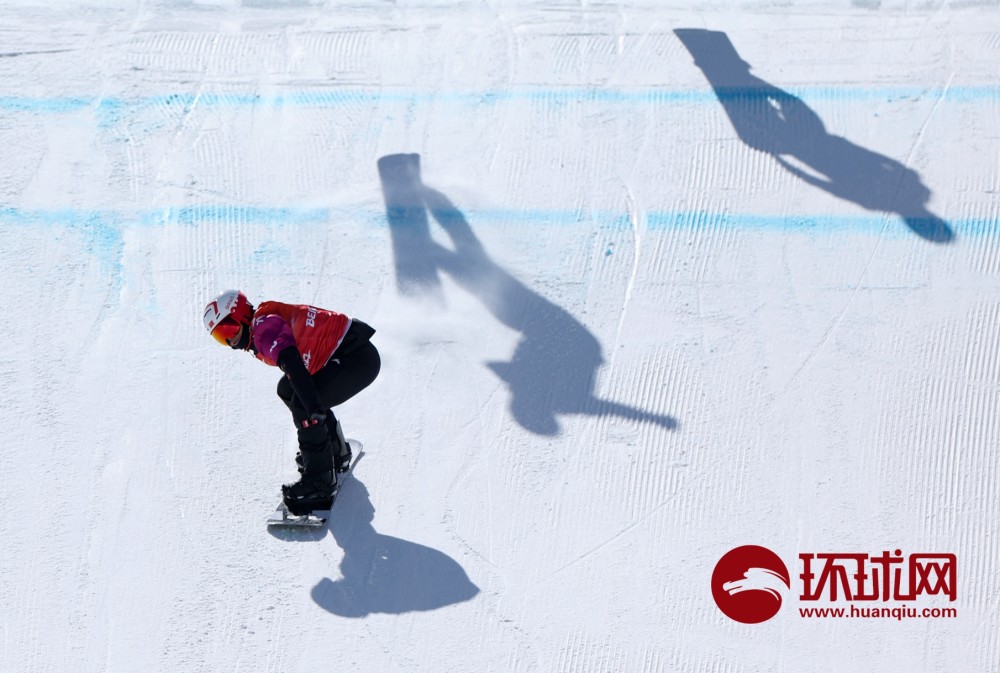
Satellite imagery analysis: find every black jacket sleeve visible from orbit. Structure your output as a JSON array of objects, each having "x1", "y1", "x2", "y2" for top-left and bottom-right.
[{"x1": 276, "y1": 347, "x2": 324, "y2": 415}]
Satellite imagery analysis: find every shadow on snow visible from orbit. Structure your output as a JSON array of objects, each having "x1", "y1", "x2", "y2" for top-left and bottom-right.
[
  {"x1": 378, "y1": 153, "x2": 679, "y2": 436},
  {"x1": 270, "y1": 470, "x2": 481, "y2": 617},
  {"x1": 674, "y1": 28, "x2": 953, "y2": 243}
]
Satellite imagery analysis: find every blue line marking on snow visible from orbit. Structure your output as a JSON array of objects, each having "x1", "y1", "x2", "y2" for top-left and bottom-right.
[
  {"x1": 0, "y1": 96, "x2": 94, "y2": 113},
  {"x1": 138, "y1": 205, "x2": 331, "y2": 227},
  {"x1": 0, "y1": 207, "x2": 127, "y2": 279},
  {"x1": 0, "y1": 205, "x2": 996, "y2": 239},
  {"x1": 2, "y1": 85, "x2": 999, "y2": 114}
]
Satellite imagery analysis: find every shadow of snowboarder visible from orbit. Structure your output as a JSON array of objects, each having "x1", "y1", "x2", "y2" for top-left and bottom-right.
[
  {"x1": 674, "y1": 28, "x2": 953, "y2": 243},
  {"x1": 378, "y1": 153, "x2": 678, "y2": 436},
  {"x1": 311, "y1": 475, "x2": 480, "y2": 617}
]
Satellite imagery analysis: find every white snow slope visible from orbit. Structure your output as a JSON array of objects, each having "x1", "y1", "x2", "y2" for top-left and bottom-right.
[{"x1": 2, "y1": 1, "x2": 999, "y2": 672}]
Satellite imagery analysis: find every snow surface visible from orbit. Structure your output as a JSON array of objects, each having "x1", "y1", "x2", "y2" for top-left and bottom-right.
[{"x1": 2, "y1": 1, "x2": 999, "y2": 672}]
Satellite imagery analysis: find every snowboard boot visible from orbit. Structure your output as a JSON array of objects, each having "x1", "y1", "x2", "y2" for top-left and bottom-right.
[
  {"x1": 326, "y1": 414, "x2": 352, "y2": 474},
  {"x1": 295, "y1": 417, "x2": 349, "y2": 475},
  {"x1": 283, "y1": 423, "x2": 335, "y2": 515}
]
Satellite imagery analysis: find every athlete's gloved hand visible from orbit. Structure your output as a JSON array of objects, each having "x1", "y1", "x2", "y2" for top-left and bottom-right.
[{"x1": 300, "y1": 410, "x2": 327, "y2": 428}]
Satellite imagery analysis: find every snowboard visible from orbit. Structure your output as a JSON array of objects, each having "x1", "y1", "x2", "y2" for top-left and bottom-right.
[{"x1": 266, "y1": 439, "x2": 364, "y2": 529}]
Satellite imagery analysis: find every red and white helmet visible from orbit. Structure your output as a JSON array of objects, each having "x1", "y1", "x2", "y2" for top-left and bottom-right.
[{"x1": 204, "y1": 290, "x2": 254, "y2": 345}]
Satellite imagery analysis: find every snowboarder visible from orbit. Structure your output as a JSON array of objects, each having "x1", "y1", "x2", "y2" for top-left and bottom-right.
[{"x1": 203, "y1": 290, "x2": 380, "y2": 515}]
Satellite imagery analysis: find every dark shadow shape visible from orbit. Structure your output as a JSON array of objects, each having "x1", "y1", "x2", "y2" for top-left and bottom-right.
[
  {"x1": 379, "y1": 152, "x2": 445, "y2": 301},
  {"x1": 311, "y1": 475, "x2": 480, "y2": 617},
  {"x1": 378, "y1": 154, "x2": 679, "y2": 436},
  {"x1": 674, "y1": 28, "x2": 953, "y2": 243}
]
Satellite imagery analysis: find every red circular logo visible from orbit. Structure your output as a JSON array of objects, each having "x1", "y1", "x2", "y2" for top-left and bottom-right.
[{"x1": 711, "y1": 545, "x2": 790, "y2": 624}]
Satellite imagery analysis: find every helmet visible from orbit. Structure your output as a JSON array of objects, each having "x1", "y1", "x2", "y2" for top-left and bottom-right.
[{"x1": 204, "y1": 290, "x2": 254, "y2": 346}]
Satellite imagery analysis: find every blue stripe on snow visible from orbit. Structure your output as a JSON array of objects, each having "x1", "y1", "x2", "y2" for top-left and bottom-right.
[
  {"x1": 1, "y1": 85, "x2": 998, "y2": 114},
  {"x1": 0, "y1": 205, "x2": 995, "y2": 238}
]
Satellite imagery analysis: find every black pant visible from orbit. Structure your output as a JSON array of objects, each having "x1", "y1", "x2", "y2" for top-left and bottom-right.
[{"x1": 277, "y1": 333, "x2": 381, "y2": 427}]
